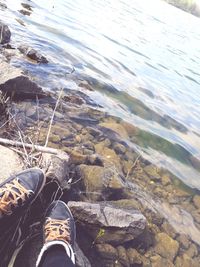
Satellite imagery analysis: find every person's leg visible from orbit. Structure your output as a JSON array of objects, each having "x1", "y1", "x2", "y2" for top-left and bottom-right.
[
  {"x1": 0, "y1": 168, "x2": 45, "y2": 229},
  {"x1": 0, "y1": 168, "x2": 45, "y2": 266},
  {"x1": 36, "y1": 200, "x2": 76, "y2": 267}
]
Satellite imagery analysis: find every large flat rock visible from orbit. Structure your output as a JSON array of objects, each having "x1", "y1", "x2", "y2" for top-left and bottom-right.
[
  {"x1": 68, "y1": 201, "x2": 146, "y2": 244},
  {"x1": 0, "y1": 62, "x2": 45, "y2": 99},
  {"x1": 0, "y1": 144, "x2": 23, "y2": 183}
]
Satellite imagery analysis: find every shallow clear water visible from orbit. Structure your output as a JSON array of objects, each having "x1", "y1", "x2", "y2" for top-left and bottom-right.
[{"x1": 1, "y1": 0, "x2": 200, "y2": 190}]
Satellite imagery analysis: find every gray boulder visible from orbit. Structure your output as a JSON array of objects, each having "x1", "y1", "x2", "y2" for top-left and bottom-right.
[
  {"x1": 0, "y1": 61, "x2": 46, "y2": 99},
  {"x1": 68, "y1": 201, "x2": 146, "y2": 244},
  {"x1": 0, "y1": 22, "x2": 11, "y2": 44}
]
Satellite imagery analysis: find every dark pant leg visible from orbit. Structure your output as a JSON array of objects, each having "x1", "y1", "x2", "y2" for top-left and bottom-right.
[{"x1": 39, "y1": 245, "x2": 75, "y2": 267}]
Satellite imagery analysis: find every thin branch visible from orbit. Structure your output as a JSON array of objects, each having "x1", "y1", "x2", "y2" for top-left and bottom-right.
[
  {"x1": 18, "y1": 130, "x2": 30, "y2": 166},
  {"x1": 0, "y1": 25, "x2": 3, "y2": 44},
  {"x1": 0, "y1": 137, "x2": 65, "y2": 155},
  {"x1": 126, "y1": 155, "x2": 141, "y2": 179},
  {"x1": 0, "y1": 113, "x2": 16, "y2": 129},
  {"x1": 44, "y1": 88, "x2": 63, "y2": 147}
]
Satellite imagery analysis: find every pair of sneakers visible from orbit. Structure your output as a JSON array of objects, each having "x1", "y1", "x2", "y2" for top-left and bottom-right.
[{"x1": 0, "y1": 168, "x2": 76, "y2": 266}]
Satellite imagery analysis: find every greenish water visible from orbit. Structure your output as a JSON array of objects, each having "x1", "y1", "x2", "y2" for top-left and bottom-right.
[{"x1": 1, "y1": 0, "x2": 200, "y2": 190}]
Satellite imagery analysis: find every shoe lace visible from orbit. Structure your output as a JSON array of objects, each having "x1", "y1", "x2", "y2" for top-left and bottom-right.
[
  {"x1": 45, "y1": 218, "x2": 71, "y2": 244},
  {"x1": 0, "y1": 178, "x2": 32, "y2": 216}
]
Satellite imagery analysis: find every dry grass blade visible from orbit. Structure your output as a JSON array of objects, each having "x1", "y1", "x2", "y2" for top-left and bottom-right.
[
  {"x1": 126, "y1": 154, "x2": 141, "y2": 179},
  {"x1": 0, "y1": 113, "x2": 16, "y2": 129},
  {"x1": 18, "y1": 130, "x2": 31, "y2": 167},
  {"x1": 0, "y1": 25, "x2": 3, "y2": 44},
  {"x1": 44, "y1": 87, "x2": 63, "y2": 147}
]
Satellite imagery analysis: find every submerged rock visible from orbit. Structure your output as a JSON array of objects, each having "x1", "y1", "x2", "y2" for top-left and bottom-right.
[
  {"x1": 154, "y1": 232, "x2": 179, "y2": 261},
  {"x1": 19, "y1": 9, "x2": 31, "y2": 16},
  {"x1": 68, "y1": 201, "x2": 146, "y2": 244},
  {"x1": 193, "y1": 195, "x2": 200, "y2": 209},
  {"x1": 95, "y1": 243, "x2": 118, "y2": 260},
  {"x1": 0, "y1": 61, "x2": 46, "y2": 99},
  {"x1": 126, "y1": 248, "x2": 143, "y2": 266},
  {"x1": 150, "y1": 254, "x2": 174, "y2": 267},
  {"x1": 99, "y1": 121, "x2": 129, "y2": 139},
  {"x1": 175, "y1": 254, "x2": 199, "y2": 267},
  {"x1": 76, "y1": 164, "x2": 126, "y2": 201},
  {"x1": 0, "y1": 22, "x2": 11, "y2": 44},
  {"x1": 18, "y1": 45, "x2": 48, "y2": 63}
]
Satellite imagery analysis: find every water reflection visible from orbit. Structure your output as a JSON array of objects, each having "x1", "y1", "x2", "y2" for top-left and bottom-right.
[{"x1": 1, "y1": 0, "x2": 200, "y2": 189}]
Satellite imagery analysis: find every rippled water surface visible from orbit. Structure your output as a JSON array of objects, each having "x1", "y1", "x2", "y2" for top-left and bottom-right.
[{"x1": 1, "y1": 0, "x2": 200, "y2": 190}]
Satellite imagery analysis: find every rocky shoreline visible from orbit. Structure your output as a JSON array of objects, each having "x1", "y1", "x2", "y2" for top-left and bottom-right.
[
  {"x1": 1, "y1": 20, "x2": 200, "y2": 267},
  {"x1": 164, "y1": 0, "x2": 200, "y2": 18}
]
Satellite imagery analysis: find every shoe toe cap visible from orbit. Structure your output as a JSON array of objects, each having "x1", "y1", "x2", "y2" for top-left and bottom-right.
[
  {"x1": 18, "y1": 168, "x2": 45, "y2": 193},
  {"x1": 46, "y1": 201, "x2": 73, "y2": 221}
]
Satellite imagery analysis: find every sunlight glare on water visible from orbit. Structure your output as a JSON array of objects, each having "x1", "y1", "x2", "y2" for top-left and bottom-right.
[{"x1": 1, "y1": 0, "x2": 200, "y2": 189}]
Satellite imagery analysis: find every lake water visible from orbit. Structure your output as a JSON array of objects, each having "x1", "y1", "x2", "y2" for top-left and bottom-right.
[{"x1": 1, "y1": 0, "x2": 200, "y2": 190}]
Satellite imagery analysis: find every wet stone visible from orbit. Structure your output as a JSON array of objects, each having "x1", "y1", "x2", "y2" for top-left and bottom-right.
[
  {"x1": 150, "y1": 254, "x2": 174, "y2": 267},
  {"x1": 95, "y1": 244, "x2": 118, "y2": 260},
  {"x1": 83, "y1": 148, "x2": 93, "y2": 155},
  {"x1": 161, "y1": 174, "x2": 171, "y2": 186},
  {"x1": 110, "y1": 199, "x2": 142, "y2": 210},
  {"x1": 153, "y1": 187, "x2": 166, "y2": 198},
  {"x1": 122, "y1": 160, "x2": 133, "y2": 176},
  {"x1": 191, "y1": 209, "x2": 200, "y2": 224},
  {"x1": 0, "y1": 22, "x2": 11, "y2": 44},
  {"x1": 124, "y1": 150, "x2": 137, "y2": 161},
  {"x1": 85, "y1": 126, "x2": 103, "y2": 138},
  {"x1": 193, "y1": 195, "x2": 200, "y2": 209},
  {"x1": 184, "y1": 243, "x2": 198, "y2": 258},
  {"x1": 144, "y1": 165, "x2": 161, "y2": 181},
  {"x1": 19, "y1": 9, "x2": 31, "y2": 16},
  {"x1": 68, "y1": 151, "x2": 87, "y2": 165},
  {"x1": 68, "y1": 201, "x2": 146, "y2": 244},
  {"x1": 82, "y1": 141, "x2": 95, "y2": 151},
  {"x1": 116, "y1": 246, "x2": 129, "y2": 267},
  {"x1": 75, "y1": 164, "x2": 127, "y2": 201},
  {"x1": 0, "y1": 61, "x2": 45, "y2": 99},
  {"x1": 126, "y1": 248, "x2": 142, "y2": 266},
  {"x1": 95, "y1": 143, "x2": 122, "y2": 171},
  {"x1": 99, "y1": 121, "x2": 129, "y2": 139},
  {"x1": 176, "y1": 234, "x2": 190, "y2": 249},
  {"x1": 79, "y1": 80, "x2": 94, "y2": 91},
  {"x1": 154, "y1": 232, "x2": 179, "y2": 261},
  {"x1": 18, "y1": 45, "x2": 48, "y2": 63},
  {"x1": 175, "y1": 254, "x2": 199, "y2": 267},
  {"x1": 49, "y1": 134, "x2": 60, "y2": 143},
  {"x1": 113, "y1": 142, "x2": 126, "y2": 154}
]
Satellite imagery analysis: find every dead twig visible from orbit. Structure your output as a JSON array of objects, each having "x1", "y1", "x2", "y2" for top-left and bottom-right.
[
  {"x1": 126, "y1": 154, "x2": 141, "y2": 179},
  {"x1": 44, "y1": 87, "x2": 63, "y2": 147},
  {"x1": 0, "y1": 113, "x2": 16, "y2": 129},
  {"x1": 0, "y1": 137, "x2": 67, "y2": 155}
]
